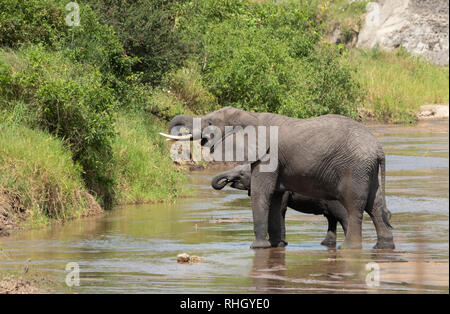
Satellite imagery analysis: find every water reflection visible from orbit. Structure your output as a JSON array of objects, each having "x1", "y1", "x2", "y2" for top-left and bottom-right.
[{"x1": 251, "y1": 248, "x2": 287, "y2": 292}]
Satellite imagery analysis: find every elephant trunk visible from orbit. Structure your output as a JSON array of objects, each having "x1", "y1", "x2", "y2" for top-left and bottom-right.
[{"x1": 211, "y1": 173, "x2": 230, "y2": 190}]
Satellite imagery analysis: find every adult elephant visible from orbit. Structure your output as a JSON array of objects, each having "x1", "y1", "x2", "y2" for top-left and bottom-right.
[
  {"x1": 161, "y1": 107, "x2": 394, "y2": 249},
  {"x1": 211, "y1": 164, "x2": 348, "y2": 247}
]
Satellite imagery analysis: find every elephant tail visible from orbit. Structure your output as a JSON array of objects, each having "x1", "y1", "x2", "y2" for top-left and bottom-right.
[{"x1": 378, "y1": 153, "x2": 393, "y2": 229}]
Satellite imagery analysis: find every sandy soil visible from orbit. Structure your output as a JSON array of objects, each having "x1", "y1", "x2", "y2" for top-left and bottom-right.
[{"x1": 0, "y1": 274, "x2": 53, "y2": 294}]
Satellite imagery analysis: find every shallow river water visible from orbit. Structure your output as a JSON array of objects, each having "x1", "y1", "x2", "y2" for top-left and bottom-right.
[{"x1": 0, "y1": 121, "x2": 448, "y2": 293}]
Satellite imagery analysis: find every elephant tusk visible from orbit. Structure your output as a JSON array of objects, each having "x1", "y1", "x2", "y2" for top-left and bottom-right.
[{"x1": 159, "y1": 132, "x2": 193, "y2": 141}]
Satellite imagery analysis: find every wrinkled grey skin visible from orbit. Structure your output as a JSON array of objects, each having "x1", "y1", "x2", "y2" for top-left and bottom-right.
[
  {"x1": 166, "y1": 107, "x2": 394, "y2": 250},
  {"x1": 212, "y1": 164, "x2": 348, "y2": 247}
]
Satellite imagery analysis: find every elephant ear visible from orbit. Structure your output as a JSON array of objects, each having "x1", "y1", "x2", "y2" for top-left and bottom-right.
[{"x1": 213, "y1": 126, "x2": 275, "y2": 164}]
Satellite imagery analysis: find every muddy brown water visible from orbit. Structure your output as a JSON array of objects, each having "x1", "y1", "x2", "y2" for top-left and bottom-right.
[{"x1": 0, "y1": 121, "x2": 448, "y2": 293}]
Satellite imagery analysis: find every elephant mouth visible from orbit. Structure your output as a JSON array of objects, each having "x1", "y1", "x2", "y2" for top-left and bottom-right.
[{"x1": 230, "y1": 181, "x2": 246, "y2": 190}]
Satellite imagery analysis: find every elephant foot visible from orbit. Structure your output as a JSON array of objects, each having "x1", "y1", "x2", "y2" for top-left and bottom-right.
[
  {"x1": 339, "y1": 240, "x2": 362, "y2": 250},
  {"x1": 321, "y1": 232, "x2": 337, "y2": 247},
  {"x1": 320, "y1": 239, "x2": 337, "y2": 247},
  {"x1": 270, "y1": 240, "x2": 288, "y2": 248},
  {"x1": 250, "y1": 239, "x2": 272, "y2": 249},
  {"x1": 373, "y1": 238, "x2": 395, "y2": 250}
]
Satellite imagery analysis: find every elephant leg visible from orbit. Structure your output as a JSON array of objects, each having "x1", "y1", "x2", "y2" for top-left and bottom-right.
[
  {"x1": 279, "y1": 192, "x2": 290, "y2": 247},
  {"x1": 250, "y1": 164, "x2": 278, "y2": 249},
  {"x1": 365, "y1": 183, "x2": 395, "y2": 249},
  {"x1": 321, "y1": 215, "x2": 338, "y2": 247},
  {"x1": 339, "y1": 215, "x2": 348, "y2": 236},
  {"x1": 339, "y1": 181, "x2": 367, "y2": 249},
  {"x1": 268, "y1": 191, "x2": 286, "y2": 247}
]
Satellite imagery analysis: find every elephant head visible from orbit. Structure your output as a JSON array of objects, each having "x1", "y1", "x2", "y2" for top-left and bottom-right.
[
  {"x1": 211, "y1": 164, "x2": 251, "y2": 192},
  {"x1": 161, "y1": 107, "x2": 239, "y2": 145},
  {"x1": 160, "y1": 107, "x2": 278, "y2": 170}
]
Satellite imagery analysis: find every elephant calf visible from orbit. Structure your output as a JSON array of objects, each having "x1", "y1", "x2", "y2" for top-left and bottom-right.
[{"x1": 212, "y1": 164, "x2": 348, "y2": 247}]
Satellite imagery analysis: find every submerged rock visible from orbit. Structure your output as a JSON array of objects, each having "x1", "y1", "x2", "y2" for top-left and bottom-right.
[{"x1": 177, "y1": 253, "x2": 201, "y2": 264}]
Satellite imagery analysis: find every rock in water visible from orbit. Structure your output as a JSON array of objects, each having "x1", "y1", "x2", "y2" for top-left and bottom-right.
[
  {"x1": 177, "y1": 253, "x2": 201, "y2": 264},
  {"x1": 189, "y1": 256, "x2": 201, "y2": 263},
  {"x1": 177, "y1": 253, "x2": 190, "y2": 263}
]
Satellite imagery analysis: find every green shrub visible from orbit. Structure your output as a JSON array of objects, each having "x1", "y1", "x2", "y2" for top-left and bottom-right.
[
  {"x1": 163, "y1": 62, "x2": 217, "y2": 114},
  {"x1": 0, "y1": 0, "x2": 135, "y2": 96},
  {"x1": 87, "y1": 0, "x2": 190, "y2": 85},
  {"x1": 0, "y1": 46, "x2": 117, "y2": 208},
  {"x1": 61, "y1": 3, "x2": 135, "y2": 92},
  {"x1": 279, "y1": 44, "x2": 361, "y2": 118},
  {"x1": 177, "y1": 0, "x2": 361, "y2": 118},
  {"x1": 148, "y1": 88, "x2": 188, "y2": 121},
  {"x1": 0, "y1": 0, "x2": 67, "y2": 48}
]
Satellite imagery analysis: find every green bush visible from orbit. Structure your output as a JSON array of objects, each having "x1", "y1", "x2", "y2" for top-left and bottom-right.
[
  {"x1": 148, "y1": 88, "x2": 188, "y2": 121},
  {"x1": 0, "y1": 0, "x2": 67, "y2": 48},
  {"x1": 0, "y1": 47, "x2": 117, "y2": 208},
  {"x1": 177, "y1": 0, "x2": 361, "y2": 118},
  {"x1": 279, "y1": 44, "x2": 361, "y2": 118},
  {"x1": 61, "y1": 3, "x2": 135, "y2": 93},
  {"x1": 0, "y1": 0, "x2": 135, "y2": 96},
  {"x1": 163, "y1": 62, "x2": 217, "y2": 114},
  {"x1": 87, "y1": 0, "x2": 190, "y2": 85}
]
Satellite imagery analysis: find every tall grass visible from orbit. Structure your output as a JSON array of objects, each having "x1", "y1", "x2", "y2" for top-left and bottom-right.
[
  {"x1": 0, "y1": 121, "x2": 95, "y2": 227},
  {"x1": 113, "y1": 112, "x2": 191, "y2": 204},
  {"x1": 353, "y1": 48, "x2": 449, "y2": 123}
]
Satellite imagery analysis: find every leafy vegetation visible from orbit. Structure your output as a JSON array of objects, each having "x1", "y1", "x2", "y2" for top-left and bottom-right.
[
  {"x1": 0, "y1": 0, "x2": 188, "y2": 227},
  {"x1": 86, "y1": 0, "x2": 190, "y2": 86},
  {"x1": 318, "y1": 0, "x2": 368, "y2": 45},
  {"x1": 0, "y1": 46, "x2": 117, "y2": 208},
  {"x1": 177, "y1": 0, "x2": 361, "y2": 118}
]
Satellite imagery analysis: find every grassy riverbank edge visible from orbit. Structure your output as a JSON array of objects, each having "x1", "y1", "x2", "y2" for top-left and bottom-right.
[{"x1": 0, "y1": 112, "x2": 191, "y2": 238}]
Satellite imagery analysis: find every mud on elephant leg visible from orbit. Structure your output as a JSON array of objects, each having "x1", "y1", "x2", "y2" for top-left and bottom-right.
[{"x1": 321, "y1": 215, "x2": 338, "y2": 247}]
